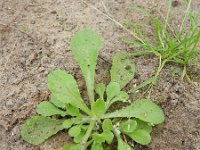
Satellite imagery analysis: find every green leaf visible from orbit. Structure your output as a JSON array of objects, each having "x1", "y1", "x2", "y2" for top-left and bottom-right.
[
  {"x1": 102, "y1": 119, "x2": 113, "y2": 132},
  {"x1": 126, "y1": 129, "x2": 151, "y2": 145},
  {"x1": 92, "y1": 133, "x2": 106, "y2": 143},
  {"x1": 66, "y1": 104, "x2": 81, "y2": 117},
  {"x1": 50, "y1": 94, "x2": 66, "y2": 109},
  {"x1": 91, "y1": 142, "x2": 104, "y2": 150},
  {"x1": 106, "y1": 82, "x2": 121, "y2": 101},
  {"x1": 95, "y1": 83, "x2": 106, "y2": 99},
  {"x1": 106, "y1": 82, "x2": 129, "y2": 107},
  {"x1": 119, "y1": 117, "x2": 152, "y2": 145},
  {"x1": 36, "y1": 101, "x2": 67, "y2": 117},
  {"x1": 103, "y1": 99, "x2": 164, "y2": 124},
  {"x1": 21, "y1": 116, "x2": 64, "y2": 145},
  {"x1": 116, "y1": 135, "x2": 132, "y2": 150},
  {"x1": 74, "y1": 130, "x2": 85, "y2": 143},
  {"x1": 110, "y1": 91, "x2": 129, "y2": 105},
  {"x1": 62, "y1": 118, "x2": 79, "y2": 129},
  {"x1": 102, "y1": 131, "x2": 114, "y2": 144},
  {"x1": 136, "y1": 119, "x2": 152, "y2": 133},
  {"x1": 120, "y1": 119, "x2": 137, "y2": 133},
  {"x1": 93, "y1": 131, "x2": 114, "y2": 144},
  {"x1": 68, "y1": 125, "x2": 82, "y2": 138},
  {"x1": 71, "y1": 29, "x2": 102, "y2": 104},
  {"x1": 110, "y1": 51, "x2": 135, "y2": 89},
  {"x1": 48, "y1": 70, "x2": 90, "y2": 115},
  {"x1": 92, "y1": 99, "x2": 106, "y2": 117},
  {"x1": 60, "y1": 143, "x2": 79, "y2": 150}
]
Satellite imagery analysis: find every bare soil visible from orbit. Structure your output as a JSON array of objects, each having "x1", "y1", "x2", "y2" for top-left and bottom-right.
[{"x1": 0, "y1": 0, "x2": 200, "y2": 150}]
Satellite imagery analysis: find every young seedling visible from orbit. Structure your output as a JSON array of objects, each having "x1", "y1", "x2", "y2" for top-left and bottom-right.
[
  {"x1": 126, "y1": 0, "x2": 200, "y2": 93},
  {"x1": 21, "y1": 29, "x2": 164, "y2": 149}
]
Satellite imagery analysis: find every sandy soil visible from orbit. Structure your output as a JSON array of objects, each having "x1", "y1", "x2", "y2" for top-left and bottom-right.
[{"x1": 0, "y1": 0, "x2": 200, "y2": 150}]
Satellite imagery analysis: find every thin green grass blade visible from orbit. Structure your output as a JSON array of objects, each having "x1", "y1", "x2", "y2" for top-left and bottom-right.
[{"x1": 128, "y1": 77, "x2": 156, "y2": 94}]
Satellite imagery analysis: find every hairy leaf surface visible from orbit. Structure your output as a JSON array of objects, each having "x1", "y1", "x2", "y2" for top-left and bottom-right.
[
  {"x1": 66, "y1": 104, "x2": 81, "y2": 117},
  {"x1": 21, "y1": 116, "x2": 64, "y2": 145},
  {"x1": 92, "y1": 131, "x2": 114, "y2": 144},
  {"x1": 109, "y1": 91, "x2": 129, "y2": 106},
  {"x1": 122, "y1": 119, "x2": 152, "y2": 145},
  {"x1": 74, "y1": 130, "x2": 85, "y2": 143},
  {"x1": 136, "y1": 119, "x2": 152, "y2": 133},
  {"x1": 117, "y1": 135, "x2": 132, "y2": 150},
  {"x1": 95, "y1": 83, "x2": 106, "y2": 99},
  {"x1": 92, "y1": 133, "x2": 106, "y2": 143},
  {"x1": 110, "y1": 51, "x2": 135, "y2": 89},
  {"x1": 103, "y1": 99, "x2": 164, "y2": 124},
  {"x1": 120, "y1": 119, "x2": 137, "y2": 133},
  {"x1": 37, "y1": 101, "x2": 67, "y2": 117},
  {"x1": 92, "y1": 99, "x2": 106, "y2": 117},
  {"x1": 60, "y1": 143, "x2": 79, "y2": 150},
  {"x1": 106, "y1": 82, "x2": 121, "y2": 101},
  {"x1": 71, "y1": 29, "x2": 102, "y2": 103},
  {"x1": 102, "y1": 119, "x2": 113, "y2": 132},
  {"x1": 48, "y1": 70, "x2": 90, "y2": 114},
  {"x1": 50, "y1": 94, "x2": 66, "y2": 109},
  {"x1": 62, "y1": 118, "x2": 79, "y2": 129},
  {"x1": 68, "y1": 125, "x2": 82, "y2": 138},
  {"x1": 102, "y1": 132, "x2": 114, "y2": 144},
  {"x1": 91, "y1": 142, "x2": 104, "y2": 150},
  {"x1": 126, "y1": 129, "x2": 151, "y2": 145}
]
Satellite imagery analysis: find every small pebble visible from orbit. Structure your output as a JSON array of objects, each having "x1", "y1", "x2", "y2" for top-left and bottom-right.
[
  {"x1": 29, "y1": 52, "x2": 38, "y2": 61},
  {"x1": 51, "y1": 10, "x2": 57, "y2": 14},
  {"x1": 31, "y1": 20, "x2": 35, "y2": 24},
  {"x1": 172, "y1": 0, "x2": 180, "y2": 7}
]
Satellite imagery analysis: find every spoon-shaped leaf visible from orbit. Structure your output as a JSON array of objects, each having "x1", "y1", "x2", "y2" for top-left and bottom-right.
[
  {"x1": 50, "y1": 94, "x2": 66, "y2": 109},
  {"x1": 91, "y1": 142, "x2": 104, "y2": 150},
  {"x1": 37, "y1": 101, "x2": 67, "y2": 116},
  {"x1": 120, "y1": 119, "x2": 137, "y2": 133},
  {"x1": 48, "y1": 70, "x2": 91, "y2": 115},
  {"x1": 95, "y1": 83, "x2": 106, "y2": 100},
  {"x1": 102, "y1": 99, "x2": 164, "y2": 124},
  {"x1": 106, "y1": 82, "x2": 121, "y2": 101},
  {"x1": 126, "y1": 129, "x2": 151, "y2": 145},
  {"x1": 116, "y1": 134, "x2": 132, "y2": 150},
  {"x1": 21, "y1": 116, "x2": 64, "y2": 145},
  {"x1": 92, "y1": 99, "x2": 106, "y2": 117},
  {"x1": 71, "y1": 29, "x2": 102, "y2": 105}
]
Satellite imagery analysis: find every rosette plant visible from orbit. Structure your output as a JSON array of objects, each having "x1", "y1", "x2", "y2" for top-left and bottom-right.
[{"x1": 21, "y1": 29, "x2": 164, "y2": 150}]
